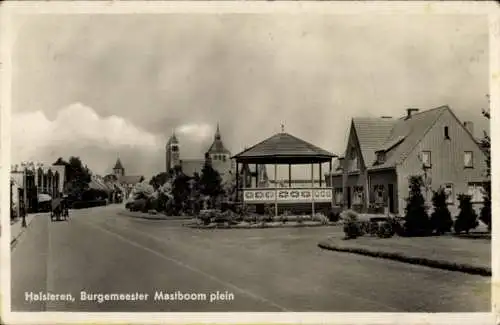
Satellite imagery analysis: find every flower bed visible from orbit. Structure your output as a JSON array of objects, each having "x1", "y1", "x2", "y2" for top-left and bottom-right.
[
  {"x1": 185, "y1": 220, "x2": 334, "y2": 229},
  {"x1": 184, "y1": 210, "x2": 336, "y2": 229}
]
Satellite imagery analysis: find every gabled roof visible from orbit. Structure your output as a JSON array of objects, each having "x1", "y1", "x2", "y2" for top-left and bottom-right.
[
  {"x1": 118, "y1": 175, "x2": 143, "y2": 185},
  {"x1": 233, "y1": 132, "x2": 336, "y2": 164},
  {"x1": 351, "y1": 106, "x2": 449, "y2": 170},
  {"x1": 207, "y1": 123, "x2": 231, "y2": 154},
  {"x1": 113, "y1": 158, "x2": 124, "y2": 170},
  {"x1": 351, "y1": 118, "x2": 396, "y2": 167}
]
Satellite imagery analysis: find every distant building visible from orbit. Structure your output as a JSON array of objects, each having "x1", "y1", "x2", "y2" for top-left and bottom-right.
[
  {"x1": 10, "y1": 162, "x2": 66, "y2": 214},
  {"x1": 327, "y1": 106, "x2": 489, "y2": 216},
  {"x1": 165, "y1": 123, "x2": 234, "y2": 181},
  {"x1": 105, "y1": 159, "x2": 144, "y2": 198}
]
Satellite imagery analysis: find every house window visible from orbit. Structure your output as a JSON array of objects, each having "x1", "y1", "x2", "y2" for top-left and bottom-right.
[
  {"x1": 353, "y1": 186, "x2": 364, "y2": 205},
  {"x1": 222, "y1": 155, "x2": 227, "y2": 162},
  {"x1": 373, "y1": 185, "x2": 385, "y2": 204},
  {"x1": 467, "y1": 183, "x2": 485, "y2": 203},
  {"x1": 421, "y1": 151, "x2": 431, "y2": 168},
  {"x1": 376, "y1": 152, "x2": 386, "y2": 164},
  {"x1": 444, "y1": 126, "x2": 450, "y2": 139},
  {"x1": 444, "y1": 183, "x2": 454, "y2": 204},
  {"x1": 464, "y1": 151, "x2": 473, "y2": 168},
  {"x1": 334, "y1": 188, "x2": 343, "y2": 205}
]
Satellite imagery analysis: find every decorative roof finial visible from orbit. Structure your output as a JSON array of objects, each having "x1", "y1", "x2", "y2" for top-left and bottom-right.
[{"x1": 281, "y1": 123, "x2": 285, "y2": 133}]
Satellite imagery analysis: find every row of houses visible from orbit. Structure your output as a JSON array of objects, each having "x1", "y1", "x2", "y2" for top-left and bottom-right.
[{"x1": 326, "y1": 106, "x2": 488, "y2": 216}]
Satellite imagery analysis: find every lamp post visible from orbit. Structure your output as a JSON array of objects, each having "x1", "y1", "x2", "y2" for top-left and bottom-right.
[{"x1": 20, "y1": 161, "x2": 42, "y2": 227}]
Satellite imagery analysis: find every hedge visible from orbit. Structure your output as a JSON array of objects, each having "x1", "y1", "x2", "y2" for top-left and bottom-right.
[
  {"x1": 317, "y1": 242, "x2": 491, "y2": 277},
  {"x1": 71, "y1": 200, "x2": 107, "y2": 209}
]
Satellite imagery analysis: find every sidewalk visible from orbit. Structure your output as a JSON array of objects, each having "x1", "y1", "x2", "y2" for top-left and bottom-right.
[
  {"x1": 10, "y1": 213, "x2": 44, "y2": 246},
  {"x1": 318, "y1": 233, "x2": 491, "y2": 276}
]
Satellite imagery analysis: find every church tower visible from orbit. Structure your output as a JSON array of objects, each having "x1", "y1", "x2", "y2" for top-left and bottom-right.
[
  {"x1": 207, "y1": 123, "x2": 231, "y2": 162},
  {"x1": 113, "y1": 158, "x2": 125, "y2": 178},
  {"x1": 166, "y1": 130, "x2": 180, "y2": 173}
]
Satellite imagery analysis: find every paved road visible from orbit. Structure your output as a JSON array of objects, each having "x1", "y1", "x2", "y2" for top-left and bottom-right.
[{"x1": 11, "y1": 205, "x2": 490, "y2": 312}]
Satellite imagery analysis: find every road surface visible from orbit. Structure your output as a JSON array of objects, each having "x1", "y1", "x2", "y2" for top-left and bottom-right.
[{"x1": 11, "y1": 205, "x2": 491, "y2": 312}]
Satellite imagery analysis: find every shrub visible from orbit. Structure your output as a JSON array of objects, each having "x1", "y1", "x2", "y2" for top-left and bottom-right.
[
  {"x1": 71, "y1": 200, "x2": 107, "y2": 209},
  {"x1": 343, "y1": 220, "x2": 362, "y2": 239},
  {"x1": 340, "y1": 209, "x2": 359, "y2": 223},
  {"x1": 480, "y1": 182, "x2": 491, "y2": 232},
  {"x1": 328, "y1": 206, "x2": 342, "y2": 222},
  {"x1": 454, "y1": 194, "x2": 479, "y2": 234},
  {"x1": 280, "y1": 210, "x2": 290, "y2": 223},
  {"x1": 313, "y1": 213, "x2": 329, "y2": 225},
  {"x1": 404, "y1": 176, "x2": 430, "y2": 236},
  {"x1": 430, "y1": 188, "x2": 453, "y2": 235},
  {"x1": 341, "y1": 209, "x2": 363, "y2": 239},
  {"x1": 377, "y1": 221, "x2": 395, "y2": 238}
]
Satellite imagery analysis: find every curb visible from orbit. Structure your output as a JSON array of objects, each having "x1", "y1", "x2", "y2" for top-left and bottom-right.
[
  {"x1": 317, "y1": 241, "x2": 491, "y2": 277},
  {"x1": 186, "y1": 222, "x2": 338, "y2": 229},
  {"x1": 117, "y1": 211, "x2": 192, "y2": 221},
  {"x1": 10, "y1": 215, "x2": 38, "y2": 247}
]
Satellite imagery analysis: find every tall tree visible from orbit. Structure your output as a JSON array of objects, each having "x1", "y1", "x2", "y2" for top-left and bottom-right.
[
  {"x1": 404, "y1": 175, "x2": 430, "y2": 236},
  {"x1": 62, "y1": 156, "x2": 92, "y2": 200},
  {"x1": 480, "y1": 97, "x2": 491, "y2": 231},
  {"x1": 200, "y1": 152, "x2": 223, "y2": 208}
]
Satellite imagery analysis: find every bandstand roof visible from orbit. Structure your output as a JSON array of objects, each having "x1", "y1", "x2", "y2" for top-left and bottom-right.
[{"x1": 232, "y1": 132, "x2": 336, "y2": 164}]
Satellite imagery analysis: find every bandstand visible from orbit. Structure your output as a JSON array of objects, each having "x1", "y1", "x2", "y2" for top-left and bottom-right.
[{"x1": 232, "y1": 127, "x2": 337, "y2": 216}]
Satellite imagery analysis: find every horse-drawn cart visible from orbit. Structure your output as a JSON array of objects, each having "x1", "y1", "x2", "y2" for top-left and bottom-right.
[{"x1": 51, "y1": 198, "x2": 68, "y2": 222}]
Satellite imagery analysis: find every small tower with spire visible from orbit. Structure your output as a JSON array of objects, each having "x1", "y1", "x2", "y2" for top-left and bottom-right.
[
  {"x1": 166, "y1": 130, "x2": 181, "y2": 173},
  {"x1": 113, "y1": 157, "x2": 125, "y2": 178},
  {"x1": 207, "y1": 122, "x2": 231, "y2": 162}
]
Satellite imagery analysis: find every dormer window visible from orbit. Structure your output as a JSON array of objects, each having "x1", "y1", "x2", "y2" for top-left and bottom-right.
[
  {"x1": 376, "y1": 151, "x2": 386, "y2": 165},
  {"x1": 444, "y1": 126, "x2": 450, "y2": 139}
]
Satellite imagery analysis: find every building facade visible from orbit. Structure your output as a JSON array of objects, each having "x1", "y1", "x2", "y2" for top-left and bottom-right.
[
  {"x1": 10, "y1": 163, "x2": 66, "y2": 214},
  {"x1": 326, "y1": 106, "x2": 488, "y2": 216}
]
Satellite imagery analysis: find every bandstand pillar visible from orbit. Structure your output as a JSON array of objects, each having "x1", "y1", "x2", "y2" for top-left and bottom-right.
[
  {"x1": 311, "y1": 163, "x2": 315, "y2": 216},
  {"x1": 288, "y1": 164, "x2": 292, "y2": 188},
  {"x1": 329, "y1": 160, "x2": 333, "y2": 208},
  {"x1": 319, "y1": 163, "x2": 322, "y2": 187},
  {"x1": 274, "y1": 163, "x2": 278, "y2": 217}
]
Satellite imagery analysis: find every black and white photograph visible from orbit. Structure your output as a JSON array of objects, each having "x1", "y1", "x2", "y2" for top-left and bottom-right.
[{"x1": 2, "y1": 2, "x2": 498, "y2": 324}]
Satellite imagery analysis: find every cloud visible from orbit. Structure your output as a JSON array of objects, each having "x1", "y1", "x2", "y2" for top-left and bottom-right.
[
  {"x1": 12, "y1": 102, "x2": 163, "y2": 172},
  {"x1": 11, "y1": 102, "x2": 226, "y2": 177},
  {"x1": 176, "y1": 123, "x2": 213, "y2": 142}
]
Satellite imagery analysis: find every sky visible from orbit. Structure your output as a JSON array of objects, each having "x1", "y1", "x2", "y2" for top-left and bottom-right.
[{"x1": 11, "y1": 13, "x2": 490, "y2": 180}]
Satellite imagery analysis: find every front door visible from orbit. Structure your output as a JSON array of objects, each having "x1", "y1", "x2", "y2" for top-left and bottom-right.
[{"x1": 388, "y1": 184, "x2": 395, "y2": 213}]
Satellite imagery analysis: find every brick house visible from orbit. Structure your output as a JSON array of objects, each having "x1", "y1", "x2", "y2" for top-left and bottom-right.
[{"x1": 326, "y1": 106, "x2": 488, "y2": 216}]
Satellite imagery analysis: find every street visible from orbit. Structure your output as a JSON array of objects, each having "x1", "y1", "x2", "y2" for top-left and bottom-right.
[{"x1": 11, "y1": 205, "x2": 490, "y2": 312}]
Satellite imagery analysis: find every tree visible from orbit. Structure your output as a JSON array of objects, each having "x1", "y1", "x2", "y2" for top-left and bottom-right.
[
  {"x1": 480, "y1": 101, "x2": 491, "y2": 232},
  {"x1": 429, "y1": 187, "x2": 453, "y2": 235},
  {"x1": 54, "y1": 156, "x2": 91, "y2": 200},
  {"x1": 171, "y1": 169, "x2": 191, "y2": 214},
  {"x1": 454, "y1": 194, "x2": 479, "y2": 234},
  {"x1": 404, "y1": 175, "x2": 430, "y2": 236},
  {"x1": 149, "y1": 172, "x2": 169, "y2": 190},
  {"x1": 132, "y1": 181, "x2": 155, "y2": 200},
  {"x1": 200, "y1": 152, "x2": 223, "y2": 208}
]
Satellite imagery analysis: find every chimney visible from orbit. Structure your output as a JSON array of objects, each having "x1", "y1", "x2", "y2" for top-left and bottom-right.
[
  {"x1": 405, "y1": 108, "x2": 419, "y2": 120},
  {"x1": 463, "y1": 121, "x2": 474, "y2": 137}
]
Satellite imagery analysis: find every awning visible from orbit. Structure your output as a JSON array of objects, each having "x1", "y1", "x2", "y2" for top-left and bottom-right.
[{"x1": 38, "y1": 193, "x2": 52, "y2": 202}]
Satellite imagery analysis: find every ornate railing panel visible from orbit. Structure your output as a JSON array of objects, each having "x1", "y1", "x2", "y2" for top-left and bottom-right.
[{"x1": 243, "y1": 188, "x2": 332, "y2": 203}]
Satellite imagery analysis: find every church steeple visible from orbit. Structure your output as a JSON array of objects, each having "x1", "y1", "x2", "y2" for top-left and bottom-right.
[
  {"x1": 113, "y1": 157, "x2": 125, "y2": 177},
  {"x1": 207, "y1": 122, "x2": 230, "y2": 155},
  {"x1": 214, "y1": 122, "x2": 221, "y2": 140}
]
